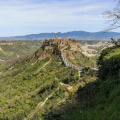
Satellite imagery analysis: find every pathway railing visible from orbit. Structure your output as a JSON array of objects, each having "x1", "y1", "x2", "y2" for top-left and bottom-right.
[
  {"x1": 61, "y1": 46, "x2": 83, "y2": 73},
  {"x1": 61, "y1": 46, "x2": 98, "y2": 73}
]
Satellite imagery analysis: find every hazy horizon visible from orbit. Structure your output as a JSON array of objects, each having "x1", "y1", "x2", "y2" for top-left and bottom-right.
[
  {"x1": 0, "y1": 0, "x2": 118, "y2": 37},
  {"x1": 0, "y1": 30, "x2": 120, "y2": 38}
]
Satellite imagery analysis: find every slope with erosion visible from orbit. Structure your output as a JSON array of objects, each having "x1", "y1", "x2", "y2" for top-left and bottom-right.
[{"x1": 79, "y1": 40, "x2": 113, "y2": 57}]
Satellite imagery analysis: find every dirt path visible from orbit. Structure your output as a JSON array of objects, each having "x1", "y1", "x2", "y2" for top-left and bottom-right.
[
  {"x1": 24, "y1": 87, "x2": 60, "y2": 120},
  {"x1": 1, "y1": 59, "x2": 52, "y2": 112},
  {"x1": 60, "y1": 82, "x2": 73, "y2": 90},
  {"x1": 24, "y1": 92, "x2": 54, "y2": 120},
  {"x1": 37, "y1": 58, "x2": 51, "y2": 72}
]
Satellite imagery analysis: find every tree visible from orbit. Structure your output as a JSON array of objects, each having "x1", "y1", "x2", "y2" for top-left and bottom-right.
[{"x1": 104, "y1": 0, "x2": 120, "y2": 31}]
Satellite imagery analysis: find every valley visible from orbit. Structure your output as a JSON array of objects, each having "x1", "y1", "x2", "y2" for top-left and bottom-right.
[
  {"x1": 79, "y1": 40, "x2": 113, "y2": 57},
  {"x1": 0, "y1": 0, "x2": 120, "y2": 119},
  {"x1": 0, "y1": 37, "x2": 98, "y2": 119},
  {"x1": 0, "y1": 37, "x2": 119, "y2": 120},
  {"x1": 0, "y1": 40, "x2": 42, "y2": 63}
]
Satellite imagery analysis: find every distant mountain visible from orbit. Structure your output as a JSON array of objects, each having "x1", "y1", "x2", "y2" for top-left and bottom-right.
[{"x1": 0, "y1": 31, "x2": 120, "y2": 41}]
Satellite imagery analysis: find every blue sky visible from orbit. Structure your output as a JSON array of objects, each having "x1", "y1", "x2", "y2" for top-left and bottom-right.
[{"x1": 0, "y1": 0, "x2": 117, "y2": 36}]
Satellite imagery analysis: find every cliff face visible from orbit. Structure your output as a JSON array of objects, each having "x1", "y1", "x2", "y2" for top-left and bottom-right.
[
  {"x1": 69, "y1": 41, "x2": 80, "y2": 51},
  {"x1": 38, "y1": 53, "x2": 51, "y2": 61}
]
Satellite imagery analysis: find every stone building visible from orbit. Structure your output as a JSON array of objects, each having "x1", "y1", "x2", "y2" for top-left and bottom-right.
[{"x1": 43, "y1": 33, "x2": 79, "y2": 50}]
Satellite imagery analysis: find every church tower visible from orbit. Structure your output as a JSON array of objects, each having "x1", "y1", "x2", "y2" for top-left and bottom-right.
[{"x1": 55, "y1": 33, "x2": 58, "y2": 39}]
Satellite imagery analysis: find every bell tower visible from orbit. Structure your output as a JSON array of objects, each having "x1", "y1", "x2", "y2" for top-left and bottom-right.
[{"x1": 55, "y1": 33, "x2": 58, "y2": 39}]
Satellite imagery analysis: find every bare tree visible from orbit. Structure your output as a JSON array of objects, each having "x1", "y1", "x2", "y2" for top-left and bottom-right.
[{"x1": 104, "y1": 0, "x2": 120, "y2": 31}]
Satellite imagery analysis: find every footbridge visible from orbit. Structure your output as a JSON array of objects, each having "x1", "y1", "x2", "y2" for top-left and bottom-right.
[
  {"x1": 61, "y1": 46, "x2": 98, "y2": 73},
  {"x1": 61, "y1": 46, "x2": 83, "y2": 73}
]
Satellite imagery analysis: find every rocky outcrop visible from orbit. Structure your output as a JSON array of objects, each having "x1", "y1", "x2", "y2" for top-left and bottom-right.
[{"x1": 38, "y1": 53, "x2": 51, "y2": 61}]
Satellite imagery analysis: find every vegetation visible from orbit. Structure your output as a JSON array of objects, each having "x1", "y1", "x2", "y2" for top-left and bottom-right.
[
  {"x1": 0, "y1": 46, "x2": 78, "y2": 120},
  {"x1": 1, "y1": 39, "x2": 119, "y2": 120},
  {"x1": 104, "y1": 0, "x2": 120, "y2": 31},
  {"x1": 62, "y1": 76, "x2": 120, "y2": 120},
  {"x1": 43, "y1": 46, "x2": 120, "y2": 120},
  {"x1": 98, "y1": 46, "x2": 120, "y2": 79},
  {"x1": 66, "y1": 50, "x2": 97, "y2": 68},
  {"x1": 0, "y1": 40, "x2": 42, "y2": 62}
]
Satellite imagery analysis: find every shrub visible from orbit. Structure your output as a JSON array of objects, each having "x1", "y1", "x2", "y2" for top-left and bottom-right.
[{"x1": 97, "y1": 46, "x2": 120, "y2": 79}]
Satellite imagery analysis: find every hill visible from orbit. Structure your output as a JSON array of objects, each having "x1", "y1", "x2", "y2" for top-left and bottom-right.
[
  {"x1": 0, "y1": 31, "x2": 120, "y2": 40},
  {"x1": 1, "y1": 36, "x2": 118, "y2": 120},
  {"x1": 0, "y1": 46, "x2": 79, "y2": 119},
  {"x1": 64, "y1": 48, "x2": 97, "y2": 68},
  {"x1": 46, "y1": 46, "x2": 120, "y2": 120},
  {"x1": 0, "y1": 37, "x2": 98, "y2": 119}
]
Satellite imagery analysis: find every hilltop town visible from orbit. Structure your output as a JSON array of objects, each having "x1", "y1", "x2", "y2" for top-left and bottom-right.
[{"x1": 43, "y1": 34, "x2": 79, "y2": 51}]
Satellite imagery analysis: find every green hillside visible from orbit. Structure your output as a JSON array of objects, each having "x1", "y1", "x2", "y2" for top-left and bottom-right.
[
  {"x1": 0, "y1": 47, "x2": 79, "y2": 119},
  {"x1": 66, "y1": 50, "x2": 97, "y2": 68},
  {"x1": 1, "y1": 41, "x2": 119, "y2": 120},
  {"x1": 51, "y1": 46, "x2": 120, "y2": 120}
]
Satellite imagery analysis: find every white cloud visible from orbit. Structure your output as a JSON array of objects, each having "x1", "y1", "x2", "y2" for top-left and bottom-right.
[{"x1": 0, "y1": 0, "x2": 113, "y2": 36}]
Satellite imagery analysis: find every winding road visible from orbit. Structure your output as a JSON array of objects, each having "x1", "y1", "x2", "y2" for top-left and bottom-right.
[
  {"x1": 37, "y1": 58, "x2": 51, "y2": 72},
  {"x1": 24, "y1": 92, "x2": 54, "y2": 120}
]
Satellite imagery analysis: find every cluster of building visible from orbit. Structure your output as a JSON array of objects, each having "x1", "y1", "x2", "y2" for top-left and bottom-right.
[{"x1": 43, "y1": 34, "x2": 78, "y2": 51}]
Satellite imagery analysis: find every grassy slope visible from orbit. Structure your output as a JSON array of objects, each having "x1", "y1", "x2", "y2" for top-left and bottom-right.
[
  {"x1": 1, "y1": 42, "x2": 117, "y2": 120},
  {"x1": 62, "y1": 46, "x2": 120, "y2": 120},
  {"x1": 66, "y1": 50, "x2": 97, "y2": 68},
  {"x1": 104, "y1": 47, "x2": 120, "y2": 59},
  {"x1": 64, "y1": 77, "x2": 120, "y2": 120},
  {"x1": 0, "y1": 47, "x2": 78, "y2": 120}
]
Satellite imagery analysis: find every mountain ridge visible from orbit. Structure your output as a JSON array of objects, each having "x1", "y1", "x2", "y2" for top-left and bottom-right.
[{"x1": 0, "y1": 31, "x2": 120, "y2": 40}]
